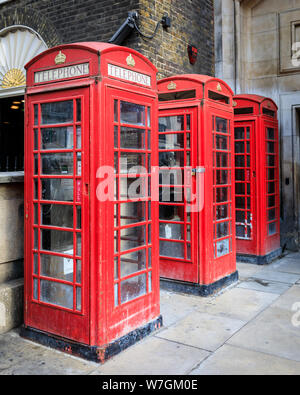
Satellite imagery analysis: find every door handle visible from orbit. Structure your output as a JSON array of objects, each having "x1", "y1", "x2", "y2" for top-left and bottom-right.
[{"x1": 191, "y1": 167, "x2": 205, "y2": 176}]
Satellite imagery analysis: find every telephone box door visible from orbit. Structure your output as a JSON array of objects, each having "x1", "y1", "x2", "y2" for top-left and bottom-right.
[
  {"x1": 158, "y1": 108, "x2": 199, "y2": 283},
  {"x1": 25, "y1": 87, "x2": 90, "y2": 344},
  {"x1": 234, "y1": 121, "x2": 257, "y2": 252}
]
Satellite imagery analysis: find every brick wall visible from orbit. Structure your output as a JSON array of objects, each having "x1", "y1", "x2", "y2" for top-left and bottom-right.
[{"x1": 0, "y1": 0, "x2": 214, "y2": 78}]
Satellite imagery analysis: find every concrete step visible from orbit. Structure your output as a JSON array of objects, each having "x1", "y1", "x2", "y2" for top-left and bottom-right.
[{"x1": 0, "y1": 278, "x2": 23, "y2": 335}]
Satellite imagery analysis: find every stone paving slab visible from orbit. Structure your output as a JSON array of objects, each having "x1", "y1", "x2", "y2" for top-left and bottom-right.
[
  {"x1": 190, "y1": 344, "x2": 300, "y2": 375},
  {"x1": 249, "y1": 270, "x2": 300, "y2": 284},
  {"x1": 263, "y1": 259, "x2": 300, "y2": 275},
  {"x1": 90, "y1": 336, "x2": 210, "y2": 376},
  {"x1": 0, "y1": 330, "x2": 97, "y2": 375},
  {"x1": 284, "y1": 252, "x2": 300, "y2": 260},
  {"x1": 236, "y1": 262, "x2": 261, "y2": 279},
  {"x1": 156, "y1": 311, "x2": 245, "y2": 352},
  {"x1": 270, "y1": 284, "x2": 300, "y2": 311},
  {"x1": 160, "y1": 290, "x2": 207, "y2": 327},
  {"x1": 195, "y1": 287, "x2": 278, "y2": 321},
  {"x1": 228, "y1": 305, "x2": 300, "y2": 362},
  {"x1": 237, "y1": 279, "x2": 291, "y2": 295}
]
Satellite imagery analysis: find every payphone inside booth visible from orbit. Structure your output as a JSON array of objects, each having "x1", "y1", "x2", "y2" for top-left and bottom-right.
[
  {"x1": 157, "y1": 75, "x2": 238, "y2": 296},
  {"x1": 21, "y1": 42, "x2": 161, "y2": 362},
  {"x1": 233, "y1": 94, "x2": 281, "y2": 264}
]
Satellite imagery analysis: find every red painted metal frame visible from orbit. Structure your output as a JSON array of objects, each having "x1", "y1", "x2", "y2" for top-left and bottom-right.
[
  {"x1": 233, "y1": 94, "x2": 280, "y2": 258},
  {"x1": 24, "y1": 42, "x2": 160, "y2": 348},
  {"x1": 157, "y1": 75, "x2": 236, "y2": 287}
]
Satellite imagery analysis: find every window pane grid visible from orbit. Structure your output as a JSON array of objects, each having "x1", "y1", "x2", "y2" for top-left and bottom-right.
[{"x1": 113, "y1": 100, "x2": 152, "y2": 307}]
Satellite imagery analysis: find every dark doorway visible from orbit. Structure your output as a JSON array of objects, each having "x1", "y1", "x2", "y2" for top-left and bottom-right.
[{"x1": 0, "y1": 95, "x2": 24, "y2": 171}]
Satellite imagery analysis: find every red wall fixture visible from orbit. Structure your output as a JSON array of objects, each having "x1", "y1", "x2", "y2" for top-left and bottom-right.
[
  {"x1": 21, "y1": 42, "x2": 161, "y2": 362},
  {"x1": 233, "y1": 94, "x2": 281, "y2": 264},
  {"x1": 157, "y1": 75, "x2": 238, "y2": 296}
]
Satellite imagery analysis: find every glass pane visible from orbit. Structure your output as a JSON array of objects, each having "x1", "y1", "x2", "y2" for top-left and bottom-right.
[
  {"x1": 40, "y1": 280, "x2": 73, "y2": 309},
  {"x1": 216, "y1": 118, "x2": 228, "y2": 133},
  {"x1": 120, "y1": 177, "x2": 147, "y2": 200},
  {"x1": 41, "y1": 179, "x2": 73, "y2": 202},
  {"x1": 235, "y1": 127, "x2": 244, "y2": 140},
  {"x1": 114, "y1": 100, "x2": 118, "y2": 122},
  {"x1": 34, "y1": 129, "x2": 38, "y2": 150},
  {"x1": 159, "y1": 187, "x2": 184, "y2": 203},
  {"x1": 268, "y1": 209, "x2": 276, "y2": 221},
  {"x1": 268, "y1": 168, "x2": 275, "y2": 180},
  {"x1": 235, "y1": 183, "x2": 245, "y2": 195},
  {"x1": 268, "y1": 182, "x2": 275, "y2": 194},
  {"x1": 34, "y1": 229, "x2": 38, "y2": 250},
  {"x1": 268, "y1": 195, "x2": 276, "y2": 208},
  {"x1": 41, "y1": 204, "x2": 73, "y2": 228},
  {"x1": 216, "y1": 153, "x2": 229, "y2": 168},
  {"x1": 114, "y1": 126, "x2": 119, "y2": 148},
  {"x1": 120, "y1": 202, "x2": 146, "y2": 226},
  {"x1": 236, "y1": 197, "x2": 245, "y2": 209},
  {"x1": 77, "y1": 153, "x2": 81, "y2": 176},
  {"x1": 120, "y1": 101, "x2": 146, "y2": 126},
  {"x1": 76, "y1": 233, "x2": 81, "y2": 256},
  {"x1": 114, "y1": 231, "x2": 118, "y2": 253},
  {"x1": 120, "y1": 127, "x2": 145, "y2": 149},
  {"x1": 160, "y1": 240, "x2": 184, "y2": 259},
  {"x1": 159, "y1": 116, "x2": 184, "y2": 132},
  {"x1": 41, "y1": 229, "x2": 73, "y2": 255},
  {"x1": 236, "y1": 210, "x2": 245, "y2": 223},
  {"x1": 216, "y1": 239, "x2": 230, "y2": 257},
  {"x1": 235, "y1": 142, "x2": 244, "y2": 154},
  {"x1": 236, "y1": 225, "x2": 245, "y2": 238},
  {"x1": 148, "y1": 271, "x2": 152, "y2": 293},
  {"x1": 41, "y1": 153, "x2": 73, "y2": 175},
  {"x1": 159, "y1": 223, "x2": 184, "y2": 240},
  {"x1": 268, "y1": 155, "x2": 275, "y2": 167},
  {"x1": 216, "y1": 170, "x2": 229, "y2": 185},
  {"x1": 186, "y1": 115, "x2": 190, "y2": 131},
  {"x1": 40, "y1": 254, "x2": 73, "y2": 282},
  {"x1": 76, "y1": 287, "x2": 81, "y2": 311},
  {"x1": 216, "y1": 222, "x2": 230, "y2": 238},
  {"x1": 267, "y1": 142, "x2": 275, "y2": 153},
  {"x1": 120, "y1": 153, "x2": 146, "y2": 173},
  {"x1": 235, "y1": 169, "x2": 245, "y2": 181},
  {"x1": 41, "y1": 127, "x2": 74, "y2": 150},
  {"x1": 269, "y1": 222, "x2": 276, "y2": 235},
  {"x1": 159, "y1": 169, "x2": 183, "y2": 186},
  {"x1": 267, "y1": 128, "x2": 275, "y2": 140},
  {"x1": 76, "y1": 126, "x2": 81, "y2": 149},
  {"x1": 121, "y1": 273, "x2": 147, "y2": 304},
  {"x1": 159, "y1": 133, "x2": 184, "y2": 150},
  {"x1": 114, "y1": 284, "x2": 119, "y2": 307},
  {"x1": 34, "y1": 204, "x2": 38, "y2": 225},
  {"x1": 235, "y1": 156, "x2": 245, "y2": 168},
  {"x1": 41, "y1": 101, "x2": 73, "y2": 125},
  {"x1": 76, "y1": 99, "x2": 81, "y2": 123},
  {"x1": 120, "y1": 249, "x2": 146, "y2": 277},
  {"x1": 148, "y1": 248, "x2": 152, "y2": 267},
  {"x1": 34, "y1": 154, "x2": 38, "y2": 175},
  {"x1": 34, "y1": 104, "x2": 38, "y2": 125},
  {"x1": 216, "y1": 187, "x2": 229, "y2": 203},
  {"x1": 159, "y1": 205, "x2": 185, "y2": 222},
  {"x1": 215, "y1": 135, "x2": 228, "y2": 150},
  {"x1": 216, "y1": 204, "x2": 229, "y2": 220},
  {"x1": 33, "y1": 253, "x2": 38, "y2": 275},
  {"x1": 33, "y1": 278, "x2": 38, "y2": 300},
  {"x1": 120, "y1": 226, "x2": 146, "y2": 252},
  {"x1": 76, "y1": 260, "x2": 81, "y2": 283},
  {"x1": 76, "y1": 207, "x2": 81, "y2": 229},
  {"x1": 159, "y1": 151, "x2": 184, "y2": 167}
]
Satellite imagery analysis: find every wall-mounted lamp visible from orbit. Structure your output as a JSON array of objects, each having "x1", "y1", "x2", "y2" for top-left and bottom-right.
[{"x1": 108, "y1": 11, "x2": 171, "y2": 45}]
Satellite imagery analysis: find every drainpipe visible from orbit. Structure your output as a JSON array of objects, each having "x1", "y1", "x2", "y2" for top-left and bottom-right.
[{"x1": 233, "y1": 0, "x2": 237, "y2": 93}]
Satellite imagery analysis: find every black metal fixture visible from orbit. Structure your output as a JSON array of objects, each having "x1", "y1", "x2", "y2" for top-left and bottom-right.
[{"x1": 108, "y1": 11, "x2": 171, "y2": 45}]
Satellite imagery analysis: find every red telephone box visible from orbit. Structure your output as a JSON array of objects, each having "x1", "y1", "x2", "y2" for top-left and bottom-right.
[
  {"x1": 233, "y1": 94, "x2": 281, "y2": 264},
  {"x1": 21, "y1": 42, "x2": 161, "y2": 362},
  {"x1": 157, "y1": 75, "x2": 238, "y2": 296}
]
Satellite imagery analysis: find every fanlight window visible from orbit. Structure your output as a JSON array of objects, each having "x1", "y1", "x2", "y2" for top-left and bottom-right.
[{"x1": 0, "y1": 27, "x2": 48, "y2": 92}]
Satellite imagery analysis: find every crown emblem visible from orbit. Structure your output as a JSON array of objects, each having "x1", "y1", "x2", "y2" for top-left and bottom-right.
[
  {"x1": 167, "y1": 82, "x2": 177, "y2": 90},
  {"x1": 126, "y1": 54, "x2": 135, "y2": 67},
  {"x1": 217, "y1": 83, "x2": 222, "y2": 92},
  {"x1": 55, "y1": 51, "x2": 66, "y2": 65}
]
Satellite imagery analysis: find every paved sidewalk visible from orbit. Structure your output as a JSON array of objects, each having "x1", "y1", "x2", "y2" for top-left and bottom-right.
[{"x1": 1, "y1": 252, "x2": 300, "y2": 375}]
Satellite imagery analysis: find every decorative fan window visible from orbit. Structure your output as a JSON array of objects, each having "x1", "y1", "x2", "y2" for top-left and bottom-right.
[{"x1": 0, "y1": 26, "x2": 48, "y2": 94}]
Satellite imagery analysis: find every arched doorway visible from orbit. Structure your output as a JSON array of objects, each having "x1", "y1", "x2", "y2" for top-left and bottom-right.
[{"x1": 0, "y1": 25, "x2": 48, "y2": 171}]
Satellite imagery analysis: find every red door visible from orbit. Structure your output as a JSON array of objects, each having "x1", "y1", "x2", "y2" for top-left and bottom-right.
[
  {"x1": 234, "y1": 121, "x2": 257, "y2": 253},
  {"x1": 158, "y1": 108, "x2": 198, "y2": 283},
  {"x1": 25, "y1": 88, "x2": 90, "y2": 344}
]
